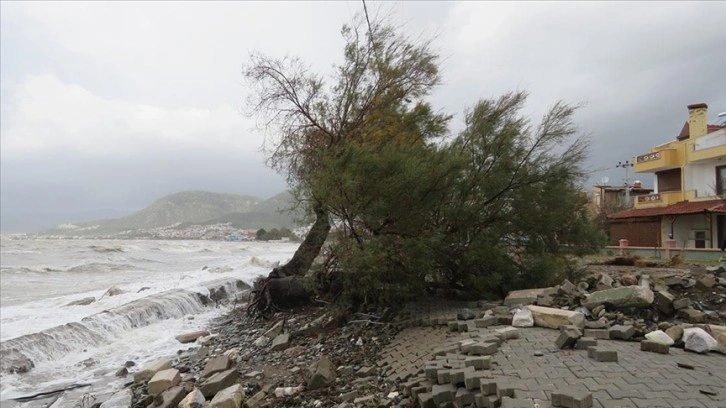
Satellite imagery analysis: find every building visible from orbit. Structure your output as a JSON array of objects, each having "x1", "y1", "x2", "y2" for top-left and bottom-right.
[
  {"x1": 608, "y1": 103, "x2": 726, "y2": 248},
  {"x1": 591, "y1": 182, "x2": 653, "y2": 212}
]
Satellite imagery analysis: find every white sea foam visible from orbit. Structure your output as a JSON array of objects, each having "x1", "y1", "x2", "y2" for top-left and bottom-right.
[{"x1": 0, "y1": 238, "x2": 299, "y2": 402}]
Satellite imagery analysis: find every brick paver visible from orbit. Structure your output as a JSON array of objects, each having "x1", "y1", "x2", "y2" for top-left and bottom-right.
[{"x1": 380, "y1": 310, "x2": 726, "y2": 408}]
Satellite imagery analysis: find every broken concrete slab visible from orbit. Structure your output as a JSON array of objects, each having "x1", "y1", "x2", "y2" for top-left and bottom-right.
[
  {"x1": 582, "y1": 286, "x2": 653, "y2": 309},
  {"x1": 201, "y1": 368, "x2": 239, "y2": 398},
  {"x1": 148, "y1": 368, "x2": 181, "y2": 396},
  {"x1": 504, "y1": 287, "x2": 555, "y2": 306},
  {"x1": 133, "y1": 358, "x2": 172, "y2": 384},
  {"x1": 525, "y1": 305, "x2": 585, "y2": 330},
  {"x1": 209, "y1": 384, "x2": 244, "y2": 408},
  {"x1": 200, "y1": 355, "x2": 231, "y2": 379}
]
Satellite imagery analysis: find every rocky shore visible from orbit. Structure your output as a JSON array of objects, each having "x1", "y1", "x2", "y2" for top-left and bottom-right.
[{"x1": 93, "y1": 261, "x2": 725, "y2": 408}]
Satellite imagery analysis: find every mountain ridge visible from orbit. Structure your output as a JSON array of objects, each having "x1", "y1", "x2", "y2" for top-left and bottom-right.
[{"x1": 44, "y1": 190, "x2": 301, "y2": 236}]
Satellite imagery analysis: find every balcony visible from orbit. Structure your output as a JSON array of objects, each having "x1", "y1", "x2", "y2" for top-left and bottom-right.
[
  {"x1": 634, "y1": 191, "x2": 685, "y2": 209},
  {"x1": 634, "y1": 148, "x2": 680, "y2": 173},
  {"x1": 689, "y1": 144, "x2": 726, "y2": 163}
]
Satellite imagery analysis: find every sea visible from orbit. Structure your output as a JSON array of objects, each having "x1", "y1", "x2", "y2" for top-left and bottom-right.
[{"x1": 0, "y1": 238, "x2": 300, "y2": 406}]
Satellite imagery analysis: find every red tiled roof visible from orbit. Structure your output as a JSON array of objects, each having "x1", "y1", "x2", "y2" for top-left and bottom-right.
[
  {"x1": 609, "y1": 199, "x2": 726, "y2": 219},
  {"x1": 677, "y1": 122, "x2": 726, "y2": 141}
]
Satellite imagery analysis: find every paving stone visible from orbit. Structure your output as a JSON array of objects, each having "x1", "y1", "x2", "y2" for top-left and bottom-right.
[
  {"x1": 432, "y1": 383, "x2": 457, "y2": 405},
  {"x1": 449, "y1": 367, "x2": 475, "y2": 386},
  {"x1": 583, "y1": 329, "x2": 609, "y2": 340},
  {"x1": 437, "y1": 369, "x2": 453, "y2": 385},
  {"x1": 468, "y1": 341, "x2": 499, "y2": 356},
  {"x1": 551, "y1": 387, "x2": 593, "y2": 408},
  {"x1": 574, "y1": 338, "x2": 598, "y2": 350},
  {"x1": 609, "y1": 325, "x2": 635, "y2": 340},
  {"x1": 480, "y1": 379, "x2": 498, "y2": 396},
  {"x1": 496, "y1": 314, "x2": 514, "y2": 325},
  {"x1": 457, "y1": 321, "x2": 470, "y2": 332},
  {"x1": 555, "y1": 326, "x2": 582, "y2": 349},
  {"x1": 455, "y1": 387, "x2": 476, "y2": 406},
  {"x1": 476, "y1": 393, "x2": 501, "y2": 408},
  {"x1": 448, "y1": 321, "x2": 460, "y2": 332},
  {"x1": 464, "y1": 370, "x2": 492, "y2": 391},
  {"x1": 496, "y1": 382, "x2": 515, "y2": 399},
  {"x1": 586, "y1": 347, "x2": 618, "y2": 362},
  {"x1": 495, "y1": 326, "x2": 520, "y2": 340},
  {"x1": 501, "y1": 397, "x2": 534, "y2": 408},
  {"x1": 640, "y1": 340, "x2": 670, "y2": 354},
  {"x1": 417, "y1": 391, "x2": 435, "y2": 408},
  {"x1": 464, "y1": 356, "x2": 491, "y2": 370},
  {"x1": 474, "y1": 316, "x2": 498, "y2": 328}
]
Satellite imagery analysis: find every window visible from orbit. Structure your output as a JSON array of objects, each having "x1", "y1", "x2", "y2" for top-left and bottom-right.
[
  {"x1": 694, "y1": 231, "x2": 707, "y2": 249},
  {"x1": 717, "y1": 165, "x2": 726, "y2": 196}
]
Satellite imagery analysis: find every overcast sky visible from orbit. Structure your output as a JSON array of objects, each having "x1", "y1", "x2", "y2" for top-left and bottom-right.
[{"x1": 2, "y1": 1, "x2": 725, "y2": 232}]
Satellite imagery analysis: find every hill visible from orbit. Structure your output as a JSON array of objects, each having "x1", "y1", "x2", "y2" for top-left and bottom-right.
[{"x1": 44, "y1": 190, "x2": 301, "y2": 236}]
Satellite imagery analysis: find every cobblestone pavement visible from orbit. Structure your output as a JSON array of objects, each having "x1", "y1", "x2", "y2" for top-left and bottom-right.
[{"x1": 380, "y1": 322, "x2": 726, "y2": 408}]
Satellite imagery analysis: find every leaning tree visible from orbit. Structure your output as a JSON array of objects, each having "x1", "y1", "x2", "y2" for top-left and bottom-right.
[{"x1": 243, "y1": 16, "x2": 447, "y2": 316}]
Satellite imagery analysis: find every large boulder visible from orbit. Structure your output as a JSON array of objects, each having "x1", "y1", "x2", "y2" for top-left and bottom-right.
[
  {"x1": 683, "y1": 328, "x2": 717, "y2": 354},
  {"x1": 582, "y1": 286, "x2": 654, "y2": 309},
  {"x1": 525, "y1": 305, "x2": 585, "y2": 330},
  {"x1": 305, "y1": 356, "x2": 337, "y2": 390}
]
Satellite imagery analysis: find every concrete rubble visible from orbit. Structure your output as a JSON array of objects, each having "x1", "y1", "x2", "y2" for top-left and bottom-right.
[{"x1": 82, "y1": 262, "x2": 725, "y2": 408}]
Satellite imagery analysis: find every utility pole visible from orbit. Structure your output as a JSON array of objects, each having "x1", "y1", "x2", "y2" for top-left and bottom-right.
[{"x1": 616, "y1": 160, "x2": 634, "y2": 207}]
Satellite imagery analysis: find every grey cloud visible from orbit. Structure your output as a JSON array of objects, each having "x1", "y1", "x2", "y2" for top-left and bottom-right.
[{"x1": 1, "y1": 1, "x2": 726, "y2": 232}]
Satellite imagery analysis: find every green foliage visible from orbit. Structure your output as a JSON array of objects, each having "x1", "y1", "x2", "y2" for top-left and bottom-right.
[{"x1": 246, "y1": 15, "x2": 606, "y2": 311}]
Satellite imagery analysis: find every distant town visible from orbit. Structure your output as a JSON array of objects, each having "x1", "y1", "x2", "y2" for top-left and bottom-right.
[{"x1": 5, "y1": 222, "x2": 303, "y2": 242}]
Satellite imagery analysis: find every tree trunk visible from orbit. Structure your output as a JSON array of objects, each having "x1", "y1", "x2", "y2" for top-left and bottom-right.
[
  {"x1": 272, "y1": 204, "x2": 331, "y2": 277},
  {"x1": 248, "y1": 205, "x2": 330, "y2": 317}
]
